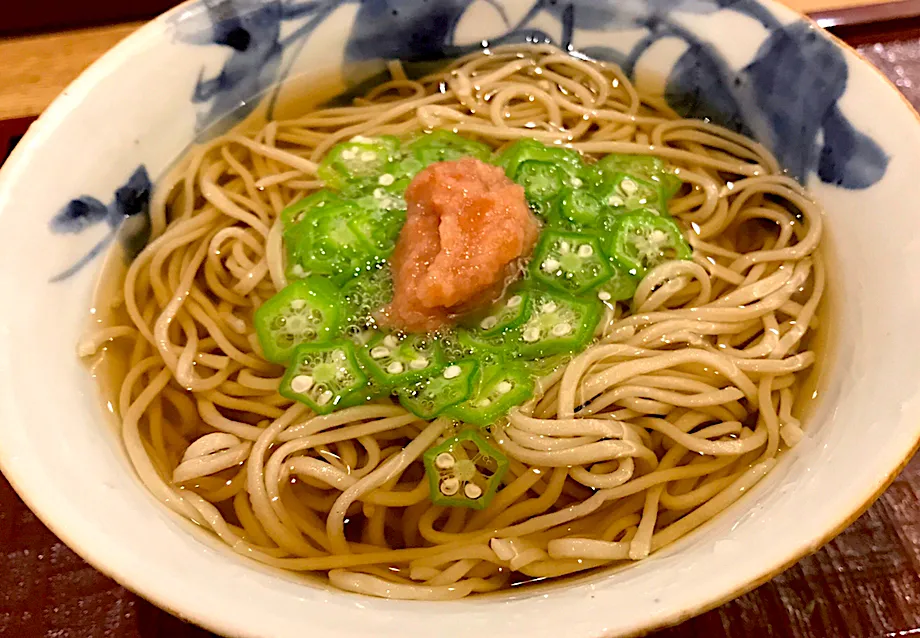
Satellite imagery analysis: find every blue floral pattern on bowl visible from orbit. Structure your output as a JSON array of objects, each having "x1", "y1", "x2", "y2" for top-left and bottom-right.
[
  {"x1": 49, "y1": 167, "x2": 151, "y2": 282},
  {"x1": 49, "y1": 0, "x2": 889, "y2": 281}
]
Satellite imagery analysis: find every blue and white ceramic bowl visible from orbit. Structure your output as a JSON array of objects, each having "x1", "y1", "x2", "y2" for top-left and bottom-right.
[{"x1": 0, "y1": 1, "x2": 918, "y2": 636}]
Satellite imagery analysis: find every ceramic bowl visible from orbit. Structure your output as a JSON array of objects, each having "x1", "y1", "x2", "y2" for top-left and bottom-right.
[{"x1": 0, "y1": 1, "x2": 918, "y2": 637}]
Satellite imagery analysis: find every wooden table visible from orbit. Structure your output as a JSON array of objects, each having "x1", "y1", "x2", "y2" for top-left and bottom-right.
[{"x1": 2, "y1": 6, "x2": 920, "y2": 638}]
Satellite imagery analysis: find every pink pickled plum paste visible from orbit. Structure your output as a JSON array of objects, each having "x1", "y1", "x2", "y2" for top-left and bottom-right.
[{"x1": 381, "y1": 157, "x2": 539, "y2": 332}]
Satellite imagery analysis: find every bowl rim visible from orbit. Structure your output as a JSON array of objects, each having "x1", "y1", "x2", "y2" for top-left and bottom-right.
[{"x1": 0, "y1": 1, "x2": 919, "y2": 637}]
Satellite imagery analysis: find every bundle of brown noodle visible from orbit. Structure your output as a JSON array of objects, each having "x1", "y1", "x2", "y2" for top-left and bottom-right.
[{"x1": 81, "y1": 43, "x2": 825, "y2": 600}]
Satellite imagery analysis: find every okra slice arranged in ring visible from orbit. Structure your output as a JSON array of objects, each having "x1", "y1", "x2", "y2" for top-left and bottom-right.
[
  {"x1": 349, "y1": 192, "x2": 408, "y2": 257},
  {"x1": 515, "y1": 160, "x2": 566, "y2": 205},
  {"x1": 280, "y1": 189, "x2": 345, "y2": 228},
  {"x1": 553, "y1": 188, "x2": 606, "y2": 228},
  {"x1": 608, "y1": 211, "x2": 692, "y2": 278},
  {"x1": 497, "y1": 138, "x2": 584, "y2": 181},
  {"x1": 337, "y1": 375, "x2": 390, "y2": 409},
  {"x1": 358, "y1": 332, "x2": 446, "y2": 387},
  {"x1": 462, "y1": 289, "x2": 532, "y2": 338},
  {"x1": 512, "y1": 288, "x2": 601, "y2": 359},
  {"x1": 445, "y1": 361, "x2": 535, "y2": 427},
  {"x1": 455, "y1": 328, "x2": 511, "y2": 365},
  {"x1": 341, "y1": 264, "x2": 394, "y2": 335},
  {"x1": 396, "y1": 359, "x2": 479, "y2": 419},
  {"x1": 317, "y1": 136, "x2": 402, "y2": 191},
  {"x1": 408, "y1": 129, "x2": 492, "y2": 165},
  {"x1": 530, "y1": 230, "x2": 613, "y2": 295},
  {"x1": 595, "y1": 153, "x2": 683, "y2": 199},
  {"x1": 284, "y1": 201, "x2": 376, "y2": 282},
  {"x1": 595, "y1": 173, "x2": 665, "y2": 213},
  {"x1": 423, "y1": 430, "x2": 509, "y2": 509},
  {"x1": 596, "y1": 261, "x2": 640, "y2": 306},
  {"x1": 253, "y1": 277, "x2": 343, "y2": 364},
  {"x1": 279, "y1": 340, "x2": 368, "y2": 414}
]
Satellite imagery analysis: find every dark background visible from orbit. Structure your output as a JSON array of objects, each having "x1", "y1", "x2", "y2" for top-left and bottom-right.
[{"x1": 0, "y1": 1, "x2": 180, "y2": 36}]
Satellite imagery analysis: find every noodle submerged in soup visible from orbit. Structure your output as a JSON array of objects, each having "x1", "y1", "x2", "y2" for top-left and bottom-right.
[{"x1": 81, "y1": 44, "x2": 825, "y2": 600}]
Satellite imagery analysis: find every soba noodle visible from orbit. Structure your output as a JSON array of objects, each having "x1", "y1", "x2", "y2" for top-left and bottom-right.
[{"x1": 81, "y1": 44, "x2": 825, "y2": 599}]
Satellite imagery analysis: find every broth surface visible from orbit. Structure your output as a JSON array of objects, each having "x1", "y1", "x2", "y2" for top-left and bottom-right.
[{"x1": 80, "y1": 44, "x2": 829, "y2": 599}]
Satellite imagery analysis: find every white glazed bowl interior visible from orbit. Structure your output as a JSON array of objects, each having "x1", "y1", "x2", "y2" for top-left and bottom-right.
[{"x1": 1, "y1": 1, "x2": 919, "y2": 637}]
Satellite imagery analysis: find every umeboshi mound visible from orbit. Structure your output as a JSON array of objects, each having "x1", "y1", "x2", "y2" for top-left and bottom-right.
[{"x1": 383, "y1": 157, "x2": 539, "y2": 332}]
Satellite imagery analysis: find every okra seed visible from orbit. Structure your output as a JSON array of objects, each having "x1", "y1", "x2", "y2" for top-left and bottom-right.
[
  {"x1": 464, "y1": 483, "x2": 483, "y2": 499},
  {"x1": 559, "y1": 241, "x2": 571, "y2": 254},
  {"x1": 552, "y1": 323, "x2": 572, "y2": 336},
  {"x1": 350, "y1": 135, "x2": 371, "y2": 143},
  {"x1": 443, "y1": 365, "x2": 462, "y2": 379},
  {"x1": 507, "y1": 295, "x2": 522, "y2": 308},
  {"x1": 409, "y1": 358, "x2": 429, "y2": 370},
  {"x1": 577, "y1": 244, "x2": 594, "y2": 258},
  {"x1": 290, "y1": 299, "x2": 306, "y2": 310},
  {"x1": 435, "y1": 452, "x2": 456, "y2": 470},
  {"x1": 360, "y1": 151, "x2": 378, "y2": 162},
  {"x1": 290, "y1": 375, "x2": 314, "y2": 393},
  {"x1": 542, "y1": 301, "x2": 557, "y2": 313},
  {"x1": 370, "y1": 346, "x2": 390, "y2": 359},
  {"x1": 383, "y1": 335, "x2": 399, "y2": 348},
  {"x1": 608, "y1": 195, "x2": 624, "y2": 207},
  {"x1": 341, "y1": 148, "x2": 357, "y2": 161},
  {"x1": 480, "y1": 316, "x2": 498, "y2": 330},
  {"x1": 440, "y1": 478, "x2": 460, "y2": 496},
  {"x1": 523, "y1": 327, "x2": 541, "y2": 343},
  {"x1": 542, "y1": 258, "x2": 560, "y2": 273},
  {"x1": 373, "y1": 188, "x2": 386, "y2": 199},
  {"x1": 598, "y1": 291, "x2": 612, "y2": 301},
  {"x1": 378, "y1": 173, "x2": 395, "y2": 186},
  {"x1": 620, "y1": 178, "x2": 638, "y2": 195},
  {"x1": 570, "y1": 177, "x2": 583, "y2": 188},
  {"x1": 496, "y1": 381, "x2": 513, "y2": 394},
  {"x1": 317, "y1": 390, "x2": 334, "y2": 406},
  {"x1": 387, "y1": 361, "x2": 405, "y2": 374}
]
